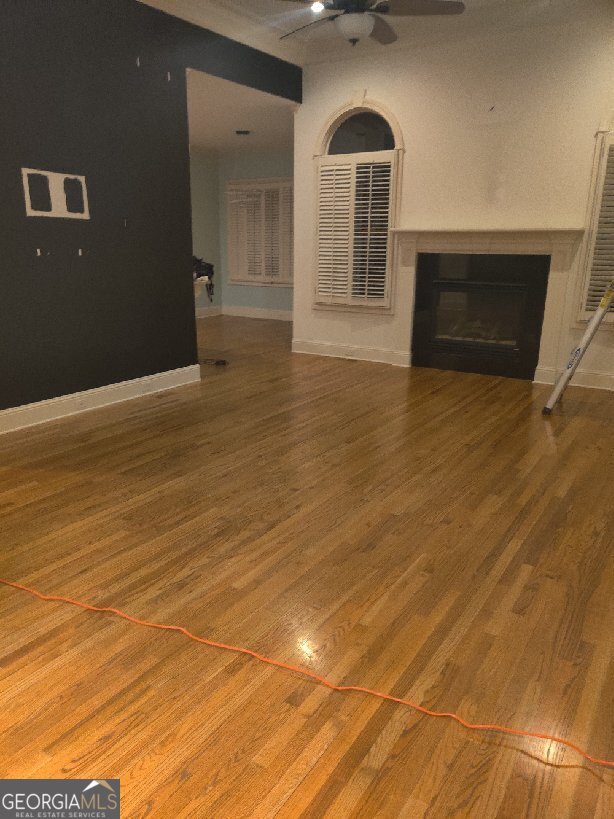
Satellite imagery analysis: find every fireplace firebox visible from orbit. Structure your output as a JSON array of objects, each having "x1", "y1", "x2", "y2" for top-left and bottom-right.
[{"x1": 412, "y1": 253, "x2": 550, "y2": 380}]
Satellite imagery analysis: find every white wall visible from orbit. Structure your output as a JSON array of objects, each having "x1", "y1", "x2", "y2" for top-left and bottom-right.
[{"x1": 292, "y1": 1, "x2": 614, "y2": 386}]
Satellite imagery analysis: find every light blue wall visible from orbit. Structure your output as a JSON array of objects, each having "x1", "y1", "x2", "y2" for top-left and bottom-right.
[
  {"x1": 190, "y1": 147, "x2": 294, "y2": 314},
  {"x1": 218, "y1": 149, "x2": 294, "y2": 313},
  {"x1": 190, "y1": 148, "x2": 221, "y2": 308}
]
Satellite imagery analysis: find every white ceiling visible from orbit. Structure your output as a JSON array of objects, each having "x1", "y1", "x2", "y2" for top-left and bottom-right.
[
  {"x1": 142, "y1": 0, "x2": 570, "y2": 66},
  {"x1": 187, "y1": 70, "x2": 296, "y2": 153}
]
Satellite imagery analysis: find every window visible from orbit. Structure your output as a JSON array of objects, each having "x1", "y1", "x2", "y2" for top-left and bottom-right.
[
  {"x1": 22, "y1": 168, "x2": 90, "y2": 219},
  {"x1": 315, "y1": 111, "x2": 398, "y2": 308},
  {"x1": 328, "y1": 112, "x2": 395, "y2": 155},
  {"x1": 581, "y1": 132, "x2": 614, "y2": 317},
  {"x1": 227, "y1": 178, "x2": 293, "y2": 285}
]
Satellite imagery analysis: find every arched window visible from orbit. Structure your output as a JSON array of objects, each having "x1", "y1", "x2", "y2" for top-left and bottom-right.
[
  {"x1": 315, "y1": 107, "x2": 401, "y2": 308},
  {"x1": 328, "y1": 112, "x2": 395, "y2": 155}
]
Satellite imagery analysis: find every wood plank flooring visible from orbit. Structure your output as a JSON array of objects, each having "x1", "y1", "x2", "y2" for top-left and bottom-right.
[{"x1": 0, "y1": 316, "x2": 612, "y2": 818}]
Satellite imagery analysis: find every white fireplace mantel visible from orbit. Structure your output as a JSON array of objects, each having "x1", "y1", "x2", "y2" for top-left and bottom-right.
[
  {"x1": 391, "y1": 228, "x2": 584, "y2": 263},
  {"x1": 390, "y1": 227, "x2": 587, "y2": 384}
]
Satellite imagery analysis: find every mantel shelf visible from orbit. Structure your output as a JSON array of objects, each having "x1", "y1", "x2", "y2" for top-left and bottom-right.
[
  {"x1": 390, "y1": 228, "x2": 585, "y2": 235},
  {"x1": 391, "y1": 229, "x2": 586, "y2": 264}
]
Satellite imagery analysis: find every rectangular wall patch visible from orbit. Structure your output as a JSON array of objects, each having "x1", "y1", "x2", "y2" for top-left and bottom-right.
[{"x1": 22, "y1": 168, "x2": 90, "y2": 219}]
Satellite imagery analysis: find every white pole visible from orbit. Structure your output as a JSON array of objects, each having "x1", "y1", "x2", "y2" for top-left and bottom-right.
[{"x1": 542, "y1": 280, "x2": 614, "y2": 415}]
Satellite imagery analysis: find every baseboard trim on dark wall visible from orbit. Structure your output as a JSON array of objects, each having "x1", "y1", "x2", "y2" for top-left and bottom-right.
[{"x1": 0, "y1": 365, "x2": 201, "y2": 435}]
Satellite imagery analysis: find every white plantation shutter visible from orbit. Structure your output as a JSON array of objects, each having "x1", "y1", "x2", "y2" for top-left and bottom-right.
[
  {"x1": 585, "y1": 142, "x2": 614, "y2": 312},
  {"x1": 316, "y1": 151, "x2": 394, "y2": 306},
  {"x1": 317, "y1": 162, "x2": 352, "y2": 299},
  {"x1": 264, "y1": 188, "x2": 280, "y2": 280},
  {"x1": 228, "y1": 187, "x2": 262, "y2": 280},
  {"x1": 227, "y1": 179, "x2": 293, "y2": 284},
  {"x1": 352, "y1": 161, "x2": 392, "y2": 300},
  {"x1": 245, "y1": 191, "x2": 262, "y2": 279},
  {"x1": 280, "y1": 184, "x2": 294, "y2": 281}
]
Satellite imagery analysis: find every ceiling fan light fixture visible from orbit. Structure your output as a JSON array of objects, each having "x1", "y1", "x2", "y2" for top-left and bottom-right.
[
  {"x1": 311, "y1": 1, "x2": 325, "y2": 12},
  {"x1": 334, "y1": 13, "x2": 375, "y2": 45}
]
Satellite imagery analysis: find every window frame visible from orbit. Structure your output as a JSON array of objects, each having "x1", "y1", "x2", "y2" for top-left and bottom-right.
[
  {"x1": 314, "y1": 149, "x2": 399, "y2": 310},
  {"x1": 226, "y1": 177, "x2": 293, "y2": 287},
  {"x1": 312, "y1": 103, "x2": 403, "y2": 313}
]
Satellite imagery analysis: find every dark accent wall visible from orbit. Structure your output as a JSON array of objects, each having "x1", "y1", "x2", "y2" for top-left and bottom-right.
[{"x1": 0, "y1": 0, "x2": 301, "y2": 411}]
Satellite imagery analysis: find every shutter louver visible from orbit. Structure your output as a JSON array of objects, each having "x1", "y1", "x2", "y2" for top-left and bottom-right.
[
  {"x1": 352, "y1": 161, "x2": 392, "y2": 300},
  {"x1": 586, "y1": 144, "x2": 614, "y2": 312},
  {"x1": 317, "y1": 163, "x2": 352, "y2": 300}
]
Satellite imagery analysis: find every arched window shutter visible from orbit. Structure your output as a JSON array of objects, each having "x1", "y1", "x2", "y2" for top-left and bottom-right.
[
  {"x1": 316, "y1": 159, "x2": 353, "y2": 300},
  {"x1": 316, "y1": 150, "x2": 395, "y2": 307},
  {"x1": 352, "y1": 160, "x2": 392, "y2": 300}
]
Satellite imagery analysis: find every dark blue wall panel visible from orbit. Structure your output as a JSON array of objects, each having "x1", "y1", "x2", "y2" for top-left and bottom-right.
[{"x1": 0, "y1": 0, "x2": 301, "y2": 410}]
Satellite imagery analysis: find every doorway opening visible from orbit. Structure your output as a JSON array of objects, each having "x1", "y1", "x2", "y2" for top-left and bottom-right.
[{"x1": 187, "y1": 70, "x2": 296, "y2": 362}]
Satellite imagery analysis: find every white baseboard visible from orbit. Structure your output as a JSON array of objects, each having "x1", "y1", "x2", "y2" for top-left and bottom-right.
[
  {"x1": 196, "y1": 305, "x2": 292, "y2": 321},
  {"x1": 0, "y1": 365, "x2": 201, "y2": 435},
  {"x1": 292, "y1": 339, "x2": 410, "y2": 367},
  {"x1": 534, "y1": 366, "x2": 614, "y2": 392},
  {"x1": 222, "y1": 306, "x2": 292, "y2": 321},
  {"x1": 196, "y1": 305, "x2": 222, "y2": 318}
]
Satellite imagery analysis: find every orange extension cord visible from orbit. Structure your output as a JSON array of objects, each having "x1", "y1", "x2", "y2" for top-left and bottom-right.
[{"x1": 1, "y1": 576, "x2": 612, "y2": 770}]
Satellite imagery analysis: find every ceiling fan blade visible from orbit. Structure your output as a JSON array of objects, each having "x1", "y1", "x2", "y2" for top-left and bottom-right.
[
  {"x1": 371, "y1": 0, "x2": 465, "y2": 15},
  {"x1": 280, "y1": 13, "x2": 340, "y2": 41},
  {"x1": 369, "y1": 14, "x2": 398, "y2": 45}
]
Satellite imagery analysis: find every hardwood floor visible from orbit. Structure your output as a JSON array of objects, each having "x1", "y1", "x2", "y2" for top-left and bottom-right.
[{"x1": 0, "y1": 315, "x2": 612, "y2": 818}]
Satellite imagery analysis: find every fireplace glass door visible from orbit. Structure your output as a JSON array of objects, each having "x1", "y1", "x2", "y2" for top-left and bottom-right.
[
  {"x1": 412, "y1": 254, "x2": 550, "y2": 379},
  {"x1": 434, "y1": 284, "x2": 526, "y2": 348}
]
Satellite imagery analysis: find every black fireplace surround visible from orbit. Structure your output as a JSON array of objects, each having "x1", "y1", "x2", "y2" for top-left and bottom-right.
[{"x1": 411, "y1": 253, "x2": 550, "y2": 380}]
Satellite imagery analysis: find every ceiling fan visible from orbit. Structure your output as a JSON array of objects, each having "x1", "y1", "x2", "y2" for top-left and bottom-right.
[{"x1": 279, "y1": 1, "x2": 466, "y2": 46}]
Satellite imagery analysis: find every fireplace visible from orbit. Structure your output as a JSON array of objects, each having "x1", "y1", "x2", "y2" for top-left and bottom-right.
[{"x1": 412, "y1": 253, "x2": 550, "y2": 379}]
